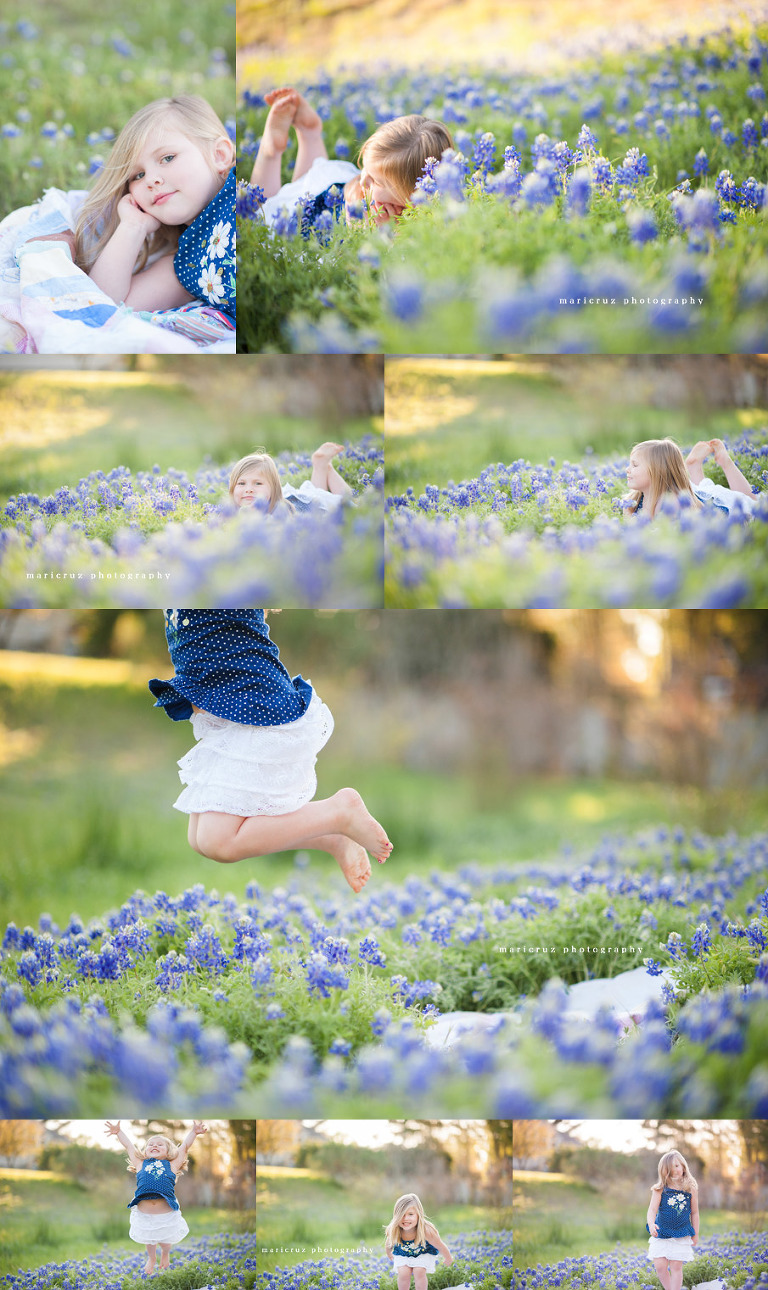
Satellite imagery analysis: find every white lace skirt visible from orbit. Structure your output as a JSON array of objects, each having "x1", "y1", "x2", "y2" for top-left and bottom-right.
[
  {"x1": 173, "y1": 691, "x2": 334, "y2": 816},
  {"x1": 129, "y1": 1206, "x2": 189, "y2": 1245},
  {"x1": 392, "y1": 1252, "x2": 439, "y2": 1271},
  {"x1": 648, "y1": 1236, "x2": 695, "y2": 1262}
]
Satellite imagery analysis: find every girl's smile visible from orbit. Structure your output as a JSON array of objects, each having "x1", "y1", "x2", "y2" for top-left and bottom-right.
[
  {"x1": 360, "y1": 164, "x2": 405, "y2": 220},
  {"x1": 232, "y1": 469, "x2": 271, "y2": 507},
  {"x1": 128, "y1": 128, "x2": 223, "y2": 225},
  {"x1": 145, "y1": 1138, "x2": 169, "y2": 1157}
]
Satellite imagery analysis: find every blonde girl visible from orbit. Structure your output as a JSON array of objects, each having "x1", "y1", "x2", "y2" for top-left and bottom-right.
[
  {"x1": 228, "y1": 442, "x2": 354, "y2": 514},
  {"x1": 253, "y1": 88, "x2": 452, "y2": 230},
  {"x1": 646, "y1": 1150, "x2": 699, "y2": 1290},
  {"x1": 104, "y1": 1120, "x2": 208, "y2": 1276},
  {"x1": 626, "y1": 437, "x2": 759, "y2": 517},
  {"x1": 71, "y1": 96, "x2": 235, "y2": 316},
  {"x1": 385, "y1": 1194, "x2": 453, "y2": 1290}
]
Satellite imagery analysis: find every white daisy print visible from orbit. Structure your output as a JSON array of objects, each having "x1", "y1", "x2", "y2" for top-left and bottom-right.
[
  {"x1": 207, "y1": 220, "x2": 231, "y2": 259},
  {"x1": 198, "y1": 264, "x2": 225, "y2": 304}
]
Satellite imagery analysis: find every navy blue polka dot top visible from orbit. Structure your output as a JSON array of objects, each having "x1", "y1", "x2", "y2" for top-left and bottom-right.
[
  {"x1": 128, "y1": 1159, "x2": 180, "y2": 1211},
  {"x1": 148, "y1": 609, "x2": 312, "y2": 725},
  {"x1": 174, "y1": 168, "x2": 236, "y2": 321}
]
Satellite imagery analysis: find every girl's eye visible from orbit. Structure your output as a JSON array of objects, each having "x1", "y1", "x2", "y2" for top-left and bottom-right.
[
  {"x1": 162, "y1": 154, "x2": 175, "y2": 163},
  {"x1": 132, "y1": 172, "x2": 144, "y2": 181}
]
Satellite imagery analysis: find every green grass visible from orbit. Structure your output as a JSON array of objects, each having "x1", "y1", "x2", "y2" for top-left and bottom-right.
[
  {"x1": 0, "y1": 371, "x2": 379, "y2": 508},
  {"x1": 255, "y1": 1168, "x2": 504, "y2": 1273},
  {"x1": 384, "y1": 358, "x2": 767, "y2": 499},
  {"x1": 513, "y1": 1174, "x2": 754, "y2": 1269},
  {"x1": 2, "y1": 663, "x2": 767, "y2": 927},
  {"x1": 0, "y1": 1168, "x2": 230, "y2": 1276}
]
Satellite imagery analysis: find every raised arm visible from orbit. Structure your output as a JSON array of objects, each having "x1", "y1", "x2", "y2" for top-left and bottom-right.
[
  {"x1": 172, "y1": 1120, "x2": 208, "y2": 1172},
  {"x1": 105, "y1": 1120, "x2": 143, "y2": 1169},
  {"x1": 647, "y1": 1187, "x2": 662, "y2": 1237},
  {"x1": 425, "y1": 1224, "x2": 453, "y2": 1266}
]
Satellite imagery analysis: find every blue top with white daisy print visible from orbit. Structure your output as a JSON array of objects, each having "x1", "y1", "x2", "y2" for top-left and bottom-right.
[
  {"x1": 649, "y1": 1189, "x2": 695, "y2": 1239},
  {"x1": 174, "y1": 168, "x2": 235, "y2": 321},
  {"x1": 127, "y1": 1158, "x2": 180, "y2": 1211}
]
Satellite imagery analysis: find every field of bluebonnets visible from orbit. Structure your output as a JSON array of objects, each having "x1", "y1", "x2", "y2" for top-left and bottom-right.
[
  {"x1": 2, "y1": 824, "x2": 768, "y2": 1118},
  {"x1": 237, "y1": 16, "x2": 768, "y2": 353},
  {"x1": 0, "y1": 440, "x2": 384, "y2": 608},
  {"x1": 0, "y1": 1234, "x2": 257, "y2": 1290},
  {"x1": 253, "y1": 1230, "x2": 513, "y2": 1290},
  {"x1": 511, "y1": 1233, "x2": 768, "y2": 1290},
  {"x1": 385, "y1": 426, "x2": 768, "y2": 608},
  {"x1": 0, "y1": 2, "x2": 234, "y2": 222}
]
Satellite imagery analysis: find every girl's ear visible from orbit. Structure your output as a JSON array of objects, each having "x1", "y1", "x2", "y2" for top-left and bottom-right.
[{"x1": 213, "y1": 134, "x2": 235, "y2": 176}]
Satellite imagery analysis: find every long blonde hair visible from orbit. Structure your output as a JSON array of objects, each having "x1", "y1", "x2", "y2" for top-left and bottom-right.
[
  {"x1": 75, "y1": 95, "x2": 234, "y2": 272},
  {"x1": 652, "y1": 1150, "x2": 698, "y2": 1193},
  {"x1": 358, "y1": 116, "x2": 453, "y2": 208},
  {"x1": 384, "y1": 1193, "x2": 435, "y2": 1255},
  {"x1": 228, "y1": 451, "x2": 293, "y2": 514},
  {"x1": 627, "y1": 439, "x2": 703, "y2": 518},
  {"x1": 127, "y1": 1134, "x2": 189, "y2": 1175}
]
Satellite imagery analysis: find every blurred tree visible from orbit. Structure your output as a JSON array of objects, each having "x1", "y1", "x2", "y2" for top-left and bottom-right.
[
  {"x1": 256, "y1": 1121, "x2": 301, "y2": 1161},
  {"x1": 0, "y1": 1120, "x2": 44, "y2": 1163},
  {"x1": 512, "y1": 1121, "x2": 555, "y2": 1168},
  {"x1": 739, "y1": 1122, "x2": 768, "y2": 1166}
]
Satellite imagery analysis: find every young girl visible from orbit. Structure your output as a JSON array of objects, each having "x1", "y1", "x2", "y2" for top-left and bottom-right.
[
  {"x1": 646, "y1": 1150, "x2": 699, "y2": 1290},
  {"x1": 229, "y1": 442, "x2": 354, "y2": 515},
  {"x1": 63, "y1": 96, "x2": 235, "y2": 318},
  {"x1": 625, "y1": 437, "x2": 759, "y2": 518},
  {"x1": 148, "y1": 610, "x2": 392, "y2": 894},
  {"x1": 385, "y1": 1194, "x2": 453, "y2": 1290},
  {"x1": 104, "y1": 1119, "x2": 208, "y2": 1276},
  {"x1": 252, "y1": 87, "x2": 452, "y2": 232}
]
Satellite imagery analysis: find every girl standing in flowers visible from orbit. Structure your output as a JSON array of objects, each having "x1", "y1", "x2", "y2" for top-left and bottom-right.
[
  {"x1": 385, "y1": 1194, "x2": 453, "y2": 1289},
  {"x1": 149, "y1": 610, "x2": 391, "y2": 893},
  {"x1": 646, "y1": 1150, "x2": 699, "y2": 1290},
  {"x1": 229, "y1": 442, "x2": 354, "y2": 515},
  {"x1": 625, "y1": 437, "x2": 759, "y2": 517},
  {"x1": 252, "y1": 87, "x2": 452, "y2": 232},
  {"x1": 104, "y1": 1119, "x2": 207, "y2": 1276},
  {"x1": 29, "y1": 96, "x2": 235, "y2": 319}
]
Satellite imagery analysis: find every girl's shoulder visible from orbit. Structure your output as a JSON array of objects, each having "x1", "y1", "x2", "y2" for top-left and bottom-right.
[{"x1": 424, "y1": 1220, "x2": 439, "y2": 1236}]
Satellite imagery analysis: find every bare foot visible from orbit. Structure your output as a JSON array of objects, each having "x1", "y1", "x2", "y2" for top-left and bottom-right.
[
  {"x1": 329, "y1": 833, "x2": 372, "y2": 893},
  {"x1": 312, "y1": 441, "x2": 345, "y2": 467},
  {"x1": 292, "y1": 91, "x2": 323, "y2": 134},
  {"x1": 159, "y1": 1253, "x2": 170, "y2": 1271},
  {"x1": 708, "y1": 437, "x2": 728, "y2": 464},
  {"x1": 333, "y1": 788, "x2": 392, "y2": 864},
  {"x1": 685, "y1": 440, "x2": 713, "y2": 465},
  {"x1": 261, "y1": 90, "x2": 298, "y2": 157},
  {"x1": 143, "y1": 1256, "x2": 156, "y2": 1275}
]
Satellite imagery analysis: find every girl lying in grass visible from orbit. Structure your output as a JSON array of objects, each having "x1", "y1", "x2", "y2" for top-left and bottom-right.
[
  {"x1": 252, "y1": 87, "x2": 452, "y2": 231},
  {"x1": 27, "y1": 95, "x2": 235, "y2": 320},
  {"x1": 625, "y1": 437, "x2": 759, "y2": 518},
  {"x1": 228, "y1": 442, "x2": 354, "y2": 514}
]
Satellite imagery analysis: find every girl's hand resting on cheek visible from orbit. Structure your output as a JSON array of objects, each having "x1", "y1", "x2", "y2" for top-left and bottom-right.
[{"x1": 117, "y1": 193, "x2": 161, "y2": 236}]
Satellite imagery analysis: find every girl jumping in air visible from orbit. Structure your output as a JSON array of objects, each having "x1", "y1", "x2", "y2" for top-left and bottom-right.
[
  {"x1": 625, "y1": 437, "x2": 759, "y2": 518},
  {"x1": 149, "y1": 610, "x2": 391, "y2": 893},
  {"x1": 32, "y1": 96, "x2": 235, "y2": 319},
  {"x1": 104, "y1": 1119, "x2": 207, "y2": 1276},
  {"x1": 229, "y1": 442, "x2": 354, "y2": 515},
  {"x1": 385, "y1": 1194, "x2": 453, "y2": 1290},
  {"x1": 252, "y1": 88, "x2": 452, "y2": 232},
  {"x1": 646, "y1": 1150, "x2": 699, "y2": 1290}
]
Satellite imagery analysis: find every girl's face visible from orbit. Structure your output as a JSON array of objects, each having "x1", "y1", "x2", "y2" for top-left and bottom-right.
[
  {"x1": 128, "y1": 127, "x2": 223, "y2": 225},
  {"x1": 232, "y1": 468, "x2": 271, "y2": 508},
  {"x1": 400, "y1": 1207, "x2": 420, "y2": 1230},
  {"x1": 360, "y1": 160, "x2": 405, "y2": 224},
  {"x1": 667, "y1": 1157, "x2": 685, "y2": 1182},
  {"x1": 626, "y1": 448, "x2": 651, "y2": 492},
  {"x1": 145, "y1": 1138, "x2": 169, "y2": 1159}
]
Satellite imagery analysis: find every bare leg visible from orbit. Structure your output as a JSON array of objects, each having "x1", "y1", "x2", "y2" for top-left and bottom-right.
[
  {"x1": 710, "y1": 438, "x2": 755, "y2": 496},
  {"x1": 250, "y1": 89, "x2": 298, "y2": 198},
  {"x1": 291, "y1": 91, "x2": 328, "y2": 181},
  {"x1": 684, "y1": 440, "x2": 712, "y2": 485},
  {"x1": 667, "y1": 1261, "x2": 683, "y2": 1290},
  {"x1": 144, "y1": 1244, "x2": 157, "y2": 1275},
  {"x1": 158, "y1": 1244, "x2": 172, "y2": 1271},
  {"x1": 194, "y1": 788, "x2": 392, "y2": 870},
  {"x1": 397, "y1": 1270, "x2": 412, "y2": 1290},
  {"x1": 187, "y1": 813, "x2": 199, "y2": 851},
  {"x1": 311, "y1": 442, "x2": 353, "y2": 497},
  {"x1": 412, "y1": 1271, "x2": 428, "y2": 1290},
  {"x1": 652, "y1": 1257, "x2": 672, "y2": 1290}
]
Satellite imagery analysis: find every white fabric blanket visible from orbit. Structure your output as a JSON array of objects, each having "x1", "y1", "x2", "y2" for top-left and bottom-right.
[{"x1": 0, "y1": 188, "x2": 235, "y2": 354}]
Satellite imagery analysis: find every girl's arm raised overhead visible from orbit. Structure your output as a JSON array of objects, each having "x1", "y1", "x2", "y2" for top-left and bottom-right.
[
  {"x1": 88, "y1": 195, "x2": 193, "y2": 310},
  {"x1": 105, "y1": 1120, "x2": 143, "y2": 1168},
  {"x1": 172, "y1": 1121, "x2": 208, "y2": 1172},
  {"x1": 646, "y1": 1187, "x2": 662, "y2": 1237},
  {"x1": 425, "y1": 1224, "x2": 453, "y2": 1266}
]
